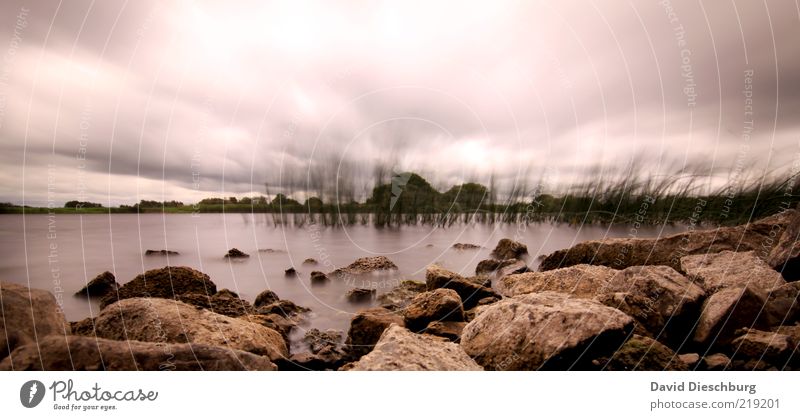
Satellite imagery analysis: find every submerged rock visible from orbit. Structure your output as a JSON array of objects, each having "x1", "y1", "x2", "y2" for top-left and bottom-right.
[
  {"x1": 538, "y1": 210, "x2": 797, "y2": 271},
  {"x1": 345, "y1": 287, "x2": 376, "y2": 303},
  {"x1": 0, "y1": 335, "x2": 276, "y2": 371},
  {"x1": 491, "y1": 238, "x2": 528, "y2": 260},
  {"x1": 302, "y1": 258, "x2": 319, "y2": 266},
  {"x1": 767, "y1": 209, "x2": 800, "y2": 280},
  {"x1": 329, "y1": 256, "x2": 398, "y2": 279},
  {"x1": 100, "y1": 266, "x2": 217, "y2": 308},
  {"x1": 285, "y1": 267, "x2": 297, "y2": 276},
  {"x1": 310, "y1": 271, "x2": 329, "y2": 283},
  {"x1": 345, "y1": 307, "x2": 405, "y2": 358},
  {"x1": 0, "y1": 282, "x2": 70, "y2": 360},
  {"x1": 145, "y1": 249, "x2": 179, "y2": 256},
  {"x1": 730, "y1": 328, "x2": 793, "y2": 366},
  {"x1": 451, "y1": 243, "x2": 481, "y2": 251},
  {"x1": 75, "y1": 271, "x2": 119, "y2": 298},
  {"x1": 224, "y1": 248, "x2": 249, "y2": 259},
  {"x1": 253, "y1": 289, "x2": 280, "y2": 308},
  {"x1": 377, "y1": 280, "x2": 427, "y2": 310},
  {"x1": 348, "y1": 325, "x2": 482, "y2": 371},
  {"x1": 91, "y1": 298, "x2": 288, "y2": 362},
  {"x1": 403, "y1": 289, "x2": 464, "y2": 332},
  {"x1": 681, "y1": 251, "x2": 786, "y2": 293},
  {"x1": 461, "y1": 291, "x2": 634, "y2": 370},
  {"x1": 425, "y1": 265, "x2": 500, "y2": 309},
  {"x1": 694, "y1": 286, "x2": 774, "y2": 347}
]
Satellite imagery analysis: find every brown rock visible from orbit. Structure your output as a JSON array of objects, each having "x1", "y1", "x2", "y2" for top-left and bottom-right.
[
  {"x1": 594, "y1": 335, "x2": 688, "y2": 371},
  {"x1": 0, "y1": 282, "x2": 70, "y2": 361},
  {"x1": 345, "y1": 288, "x2": 376, "y2": 303},
  {"x1": 253, "y1": 289, "x2": 280, "y2": 308},
  {"x1": 224, "y1": 248, "x2": 249, "y2": 258},
  {"x1": 329, "y1": 256, "x2": 398, "y2": 279},
  {"x1": 403, "y1": 289, "x2": 464, "y2": 332},
  {"x1": 74, "y1": 271, "x2": 119, "y2": 298},
  {"x1": 345, "y1": 307, "x2": 405, "y2": 358},
  {"x1": 425, "y1": 265, "x2": 500, "y2": 309},
  {"x1": 681, "y1": 251, "x2": 786, "y2": 293},
  {"x1": 491, "y1": 238, "x2": 528, "y2": 260},
  {"x1": 100, "y1": 266, "x2": 217, "y2": 308},
  {"x1": 496, "y1": 264, "x2": 617, "y2": 298}
]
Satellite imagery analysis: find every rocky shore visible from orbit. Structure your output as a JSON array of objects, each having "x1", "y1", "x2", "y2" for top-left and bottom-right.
[{"x1": 2, "y1": 210, "x2": 799, "y2": 371}]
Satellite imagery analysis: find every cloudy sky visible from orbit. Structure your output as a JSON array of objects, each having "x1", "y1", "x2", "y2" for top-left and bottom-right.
[{"x1": 1, "y1": 0, "x2": 799, "y2": 206}]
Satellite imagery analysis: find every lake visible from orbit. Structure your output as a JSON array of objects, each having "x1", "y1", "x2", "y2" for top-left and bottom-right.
[{"x1": 0, "y1": 213, "x2": 686, "y2": 345}]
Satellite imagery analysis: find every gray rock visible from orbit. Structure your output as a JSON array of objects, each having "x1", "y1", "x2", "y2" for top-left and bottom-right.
[
  {"x1": 345, "y1": 288, "x2": 376, "y2": 303},
  {"x1": 224, "y1": 248, "x2": 249, "y2": 258},
  {"x1": 461, "y1": 291, "x2": 634, "y2": 370},
  {"x1": 348, "y1": 325, "x2": 482, "y2": 371},
  {"x1": 329, "y1": 256, "x2": 398, "y2": 279}
]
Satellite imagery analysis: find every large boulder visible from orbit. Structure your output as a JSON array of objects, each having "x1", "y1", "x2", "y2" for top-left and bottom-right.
[
  {"x1": 460, "y1": 292, "x2": 634, "y2": 370},
  {"x1": 75, "y1": 271, "x2": 119, "y2": 298},
  {"x1": 491, "y1": 238, "x2": 528, "y2": 260},
  {"x1": 495, "y1": 264, "x2": 617, "y2": 298},
  {"x1": 598, "y1": 265, "x2": 705, "y2": 346},
  {"x1": 329, "y1": 256, "x2": 398, "y2": 279},
  {"x1": 91, "y1": 298, "x2": 287, "y2": 362},
  {"x1": 538, "y1": 210, "x2": 798, "y2": 272},
  {"x1": 0, "y1": 335, "x2": 275, "y2": 371},
  {"x1": 100, "y1": 266, "x2": 217, "y2": 308},
  {"x1": 681, "y1": 251, "x2": 786, "y2": 293},
  {"x1": 730, "y1": 328, "x2": 793, "y2": 366},
  {"x1": 594, "y1": 335, "x2": 688, "y2": 371},
  {"x1": 177, "y1": 289, "x2": 253, "y2": 317},
  {"x1": 425, "y1": 265, "x2": 500, "y2": 309},
  {"x1": 347, "y1": 325, "x2": 482, "y2": 371},
  {"x1": 403, "y1": 289, "x2": 464, "y2": 332},
  {"x1": 345, "y1": 307, "x2": 405, "y2": 358},
  {"x1": 694, "y1": 286, "x2": 775, "y2": 347},
  {"x1": 0, "y1": 282, "x2": 70, "y2": 360},
  {"x1": 377, "y1": 280, "x2": 427, "y2": 310}
]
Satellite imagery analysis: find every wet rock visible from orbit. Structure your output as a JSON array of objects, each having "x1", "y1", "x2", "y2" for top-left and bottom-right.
[
  {"x1": 0, "y1": 282, "x2": 70, "y2": 360},
  {"x1": 310, "y1": 271, "x2": 329, "y2": 283},
  {"x1": 302, "y1": 258, "x2": 319, "y2": 266},
  {"x1": 452, "y1": 243, "x2": 481, "y2": 251},
  {"x1": 256, "y1": 299, "x2": 310, "y2": 321},
  {"x1": 425, "y1": 265, "x2": 500, "y2": 309},
  {"x1": 301, "y1": 328, "x2": 349, "y2": 370},
  {"x1": 423, "y1": 321, "x2": 466, "y2": 342},
  {"x1": 177, "y1": 289, "x2": 254, "y2": 317},
  {"x1": 285, "y1": 267, "x2": 297, "y2": 276},
  {"x1": 703, "y1": 353, "x2": 731, "y2": 371},
  {"x1": 145, "y1": 249, "x2": 179, "y2": 256},
  {"x1": 224, "y1": 248, "x2": 249, "y2": 259},
  {"x1": 258, "y1": 248, "x2": 284, "y2": 253},
  {"x1": 594, "y1": 335, "x2": 687, "y2": 371},
  {"x1": 253, "y1": 289, "x2": 280, "y2": 308},
  {"x1": 92, "y1": 298, "x2": 288, "y2": 362},
  {"x1": 681, "y1": 251, "x2": 786, "y2": 293},
  {"x1": 694, "y1": 286, "x2": 775, "y2": 347},
  {"x1": 75, "y1": 271, "x2": 119, "y2": 298},
  {"x1": 345, "y1": 307, "x2": 405, "y2": 358},
  {"x1": 730, "y1": 328, "x2": 793, "y2": 366},
  {"x1": 539, "y1": 210, "x2": 797, "y2": 272},
  {"x1": 348, "y1": 325, "x2": 482, "y2": 371},
  {"x1": 345, "y1": 288, "x2": 376, "y2": 303},
  {"x1": 598, "y1": 265, "x2": 705, "y2": 345},
  {"x1": 491, "y1": 238, "x2": 528, "y2": 260},
  {"x1": 403, "y1": 289, "x2": 464, "y2": 332},
  {"x1": 329, "y1": 256, "x2": 398, "y2": 279},
  {"x1": 496, "y1": 264, "x2": 617, "y2": 298},
  {"x1": 100, "y1": 266, "x2": 217, "y2": 308},
  {"x1": 238, "y1": 313, "x2": 296, "y2": 342},
  {"x1": 767, "y1": 209, "x2": 800, "y2": 280},
  {"x1": 377, "y1": 280, "x2": 427, "y2": 310},
  {"x1": 678, "y1": 353, "x2": 701, "y2": 368},
  {"x1": 0, "y1": 335, "x2": 276, "y2": 371},
  {"x1": 461, "y1": 291, "x2": 634, "y2": 370}
]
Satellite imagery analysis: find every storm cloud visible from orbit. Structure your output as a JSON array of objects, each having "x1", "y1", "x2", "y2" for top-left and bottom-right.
[{"x1": 1, "y1": 0, "x2": 799, "y2": 205}]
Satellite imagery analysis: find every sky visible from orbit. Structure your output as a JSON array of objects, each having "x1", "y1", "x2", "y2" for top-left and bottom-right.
[{"x1": 0, "y1": 0, "x2": 799, "y2": 206}]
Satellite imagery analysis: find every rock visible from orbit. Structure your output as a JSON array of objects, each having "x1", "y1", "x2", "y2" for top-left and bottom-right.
[
  {"x1": 253, "y1": 289, "x2": 280, "y2": 308},
  {"x1": 0, "y1": 282, "x2": 70, "y2": 360},
  {"x1": 475, "y1": 258, "x2": 512, "y2": 275},
  {"x1": 496, "y1": 264, "x2": 617, "y2": 298},
  {"x1": 497, "y1": 260, "x2": 531, "y2": 278},
  {"x1": 694, "y1": 286, "x2": 775, "y2": 347},
  {"x1": 424, "y1": 321, "x2": 466, "y2": 342},
  {"x1": 301, "y1": 328, "x2": 349, "y2": 370},
  {"x1": 224, "y1": 248, "x2": 249, "y2": 258},
  {"x1": 302, "y1": 258, "x2": 319, "y2": 265},
  {"x1": 465, "y1": 274, "x2": 492, "y2": 288},
  {"x1": 425, "y1": 265, "x2": 500, "y2": 309},
  {"x1": 678, "y1": 353, "x2": 701, "y2": 368},
  {"x1": 0, "y1": 335, "x2": 275, "y2": 371},
  {"x1": 539, "y1": 210, "x2": 798, "y2": 272},
  {"x1": 594, "y1": 335, "x2": 687, "y2": 371},
  {"x1": 377, "y1": 280, "x2": 427, "y2": 310},
  {"x1": 177, "y1": 289, "x2": 254, "y2": 317},
  {"x1": 310, "y1": 271, "x2": 329, "y2": 283},
  {"x1": 767, "y1": 209, "x2": 800, "y2": 280},
  {"x1": 476, "y1": 296, "x2": 500, "y2": 306},
  {"x1": 403, "y1": 289, "x2": 464, "y2": 332},
  {"x1": 345, "y1": 308, "x2": 405, "y2": 358},
  {"x1": 703, "y1": 353, "x2": 731, "y2": 370},
  {"x1": 681, "y1": 251, "x2": 786, "y2": 293},
  {"x1": 256, "y1": 299, "x2": 310, "y2": 320},
  {"x1": 764, "y1": 281, "x2": 800, "y2": 324},
  {"x1": 238, "y1": 313, "x2": 296, "y2": 342},
  {"x1": 74, "y1": 271, "x2": 119, "y2": 297},
  {"x1": 92, "y1": 298, "x2": 287, "y2": 362},
  {"x1": 452, "y1": 243, "x2": 481, "y2": 250},
  {"x1": 145, "y1": 249, "x2": 179, "y2": 256},
  {"x1": 258, "y1": 248, "x2": 284, "y2": 253},
  {"x1": 329, "y1": 256, "x2": 398, "y2": 279},
  {"x1": 100, "y1": 266, "x2": 217, "y2": 308},
  {"x1": 491, "y1": 238, "x2": 528, "y2": 260},
  {"x1": 460, "y1": 291, "x2": 634, "y2": 370},
  {"x1": 348, "y1": 325, "x2": 482, "y2": 371},
  {"x1": 730, "y1": 328, "x2": 793, "y2": 365},
  {"x1": 285, "y1": 267, "x2": 297, "y2": 276},
  {"x1": 345, "y1": 288, "x2": 376, "y2": 302},
  {"x1": 598, "y1": 265, "x2": 705, "y2": 346},
  {"x1": 70, "y1": 318, "x2": 97, "y2": 336}
]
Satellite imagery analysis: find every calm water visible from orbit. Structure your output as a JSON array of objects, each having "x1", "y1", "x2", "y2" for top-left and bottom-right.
[{"x1": 0, "y1": 213, "x2": 685, "y2": 338}]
